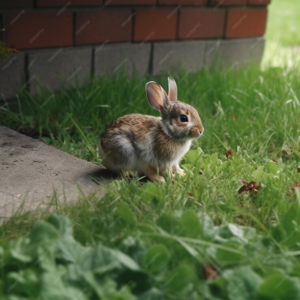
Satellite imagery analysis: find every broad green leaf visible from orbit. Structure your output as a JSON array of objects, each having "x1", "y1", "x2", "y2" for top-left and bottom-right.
[
  {"x1": 203, "y1": 280, "x2": 226, "y2": 300},
  {"x1": 7, "y1": 269, "x2": 39, "y2": 295},
  {"x1": 242, "y1": 227, "x2": 257, "y2": 242},
  {"x1": 7, "y1": 296, "x2": 28, "y2": 300},
  {"x1": 223, "y1": 266, "x2": 263, "y2": 300},
  {"x1": 47, "y1": 214, "x2": 73, "y2": 238},
  {"x1": 83, "y1": 272, "x2": 115, "y2": 298},
  {"x1": 47, "y1": 215, "x2": 87, "y2": 264},
  {"x1": 63, "y1": 264, "x2": 87, "y2": 288},
  {"x1": 165, "y1": 264, "x2": 195, "y2": 293},
  {"x1": 281, "y1": 203, "x2": 300, "y2": 248},
  {"x1": 157, "y1": 213, "x2": 181, "y2": 234},
  {"x1": 262, "y1": 256, "x2": 293, "y2": 273},
  {"x1": 215, "y1": 241, "x2": 246, "y2": 264},
  {"x1": 8, "y1": 238, "x2": 32, "y2": 263},
  {"x1": 114, "y1": 285, "x2": 137, "y2": 300},
  {"x1": 29, "y1": 220, "x2": 59, "y2": 246},
  {"x1": 176, "y1": 237, "x2": 199, "y2": 259},
  {"x1": 56, "y1": 239, "x2": 88, "y2": 264},
  {"x1": 206, "y1": 276, "x2": 227, "y2": 299},
  {"x1": 9, "y1": 249, "x2": 32, "y2": 264},
  {"x1": 39, "y1": 270, "x2": 74, "y2": 300},
  {"x1": 139, "y1": 287, "x2": 164, "y2": 300},
  {"x1": 180, "y1": 210, "x2": 203, "y2": 238},
  {"x1": 198, "y1": 214, "x2": 216, "y2": 239},
  {"x1": 14, "y1": 221, "x2": 59, "y2": 269},
  {"x1": 106, "y1": 247, "x2": 141, "y2": 271},
  {"x1": 81, "y1": 245, "x2": 140, "y2": 273},
  {"x1": 257, "y1": 274, "x2": 300, "y2": 300},
  {"x1": 33, "y1": 246, "x2": 56, "y2": 270},
  {"x1": 63, "y1": 287, "x2": 88, "y2": 300},
  {"x1": 217, "y1": 224, "x2": 247, "y2": 243},
  {"x1": 119, "y1": 236, "x2": 146, "y2": 264},
  {"x1": 143, "y1": 244, "x2": 170, "y2": 273}
]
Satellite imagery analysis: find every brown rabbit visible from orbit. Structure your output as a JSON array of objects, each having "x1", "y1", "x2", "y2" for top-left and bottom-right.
[{"x1": 99, "y1": 77, "x2": 204, "y2": 182}]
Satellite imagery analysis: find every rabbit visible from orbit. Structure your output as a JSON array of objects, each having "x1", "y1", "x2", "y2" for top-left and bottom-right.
[{"x1": 99, "y1": 77, "x2": 204, "y2": 182}]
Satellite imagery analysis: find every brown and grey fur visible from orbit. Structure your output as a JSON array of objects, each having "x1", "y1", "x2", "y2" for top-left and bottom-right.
[{"x1": 99, "y1": 77, "x2": 204, "y2": 182}]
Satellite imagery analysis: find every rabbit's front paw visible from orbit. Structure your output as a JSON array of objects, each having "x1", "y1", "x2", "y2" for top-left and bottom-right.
[{"x1": 172, "y1": 165, "x2": 185, "y2": 177}]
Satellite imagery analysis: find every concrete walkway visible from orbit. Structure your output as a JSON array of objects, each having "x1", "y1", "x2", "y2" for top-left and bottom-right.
[{"x1": 0, "y1": 127, "x2": 110, "y2": 223}]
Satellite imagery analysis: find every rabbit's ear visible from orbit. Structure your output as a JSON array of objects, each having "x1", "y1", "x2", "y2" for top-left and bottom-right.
[
  {"x1": 168, "y1": 77, "x2": 177, "y2": 101},
  {"x1": 146, "y1": 81, "x2": 169, "y2": 111}
]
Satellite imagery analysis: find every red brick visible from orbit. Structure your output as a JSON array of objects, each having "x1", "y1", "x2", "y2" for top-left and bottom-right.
[
  {"x1": 106, "y1": 0, "x2": 156, "y2": 5},
  {"x1": 37, "y1": 0, "x2": 102, "y2": 7},
  {"x1": 210, "y1": 0, "x2": 246, "y2": 6},
  {"x1": 5, "y1": 12, "x2": 73, "y2": 50},
  {"x1": 134, "y1": 9, "x2": 178, "y2": 42},
  {"x1": 0, "y1": 0, "x2": 33, "y2": 8},
  {"x1": 225, "y1": 8, "x2": 267, "y2": 38},
  {"x1": 158, "y1": 0, "x2": 207, "y2": 5},
  {"x1": 178, "y1": 9, "x2": 226, "y2": 39},
  {"x1": 248, "y1": 0, "x2": 270, "y2": 5},
  {"x1": 75, "y1": 11, "x2": 132, "y2": 45}
]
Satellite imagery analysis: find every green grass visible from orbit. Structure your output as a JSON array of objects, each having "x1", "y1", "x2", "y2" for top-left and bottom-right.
[
  {"x1": 1, "y1": 2, "x2": 300, "y2": 297},
  {"x1": 262, "y1": 0, "x2": 300, "y2": 67},
  {"x1": 266, "y1": 0, "x2": 300, "y2": 47},
  {"x1": 1, "y1": 63, "x2": 300, "y2": 299}
]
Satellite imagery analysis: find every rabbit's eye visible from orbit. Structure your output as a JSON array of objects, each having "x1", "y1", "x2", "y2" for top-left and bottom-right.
[{"x1": 180, "y1": 114, "x2": 188, "y2": 122}]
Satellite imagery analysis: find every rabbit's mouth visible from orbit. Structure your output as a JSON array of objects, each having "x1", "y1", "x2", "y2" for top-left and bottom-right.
[{"x1": 190, "y1": 127, "x2": 204, "y2": 138}]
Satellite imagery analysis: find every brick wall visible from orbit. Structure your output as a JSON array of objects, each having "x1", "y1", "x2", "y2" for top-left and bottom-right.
[{"x1": 0, "y1": 0, "x2": 271, "y2": 100}]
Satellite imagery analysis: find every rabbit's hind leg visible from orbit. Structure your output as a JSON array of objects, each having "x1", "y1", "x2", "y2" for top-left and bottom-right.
[{"x1": 99, "y1": 137, "x2": 135, "y2": 175}]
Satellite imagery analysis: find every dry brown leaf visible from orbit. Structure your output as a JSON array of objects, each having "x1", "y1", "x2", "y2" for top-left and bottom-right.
[
  {"x1": 203, "y1": 264, "x2": 219, "y2": 279},
  {"x1": 226, "y1": 149, "x2": 233, "y2": 158},
  {"x1": 289, "y1": 182, "x2": 300, "y2": 196},
  {"x1": 238, "y1": 180, "x2": 261, "y2": 195}
]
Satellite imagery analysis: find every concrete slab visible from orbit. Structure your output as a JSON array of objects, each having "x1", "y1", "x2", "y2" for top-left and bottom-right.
[
  {"x1": 0, "y1": 126, "x2": 110, "y2": 223},
  {"x1": 152, "y1": 41, "x2": 206, "y2": 76}
]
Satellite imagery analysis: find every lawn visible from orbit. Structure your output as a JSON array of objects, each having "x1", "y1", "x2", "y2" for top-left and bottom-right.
[
  {"x1": 266, "y1": 0, "x2": 300, "y2": 47},
  {"x1": 263, "y1": 0, "x2": 300, "y2": 67},
  {"x1": 1, "y1": 0, "x2": 300, "y2": 299}
]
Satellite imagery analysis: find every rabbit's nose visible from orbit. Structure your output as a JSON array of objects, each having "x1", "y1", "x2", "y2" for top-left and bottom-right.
[
  {"x1": 190, "y1": 127, "x2": 201, "y2": 138},
  {"x1": 198, "y1": 127, "x2": 204, "y2": 136}
]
